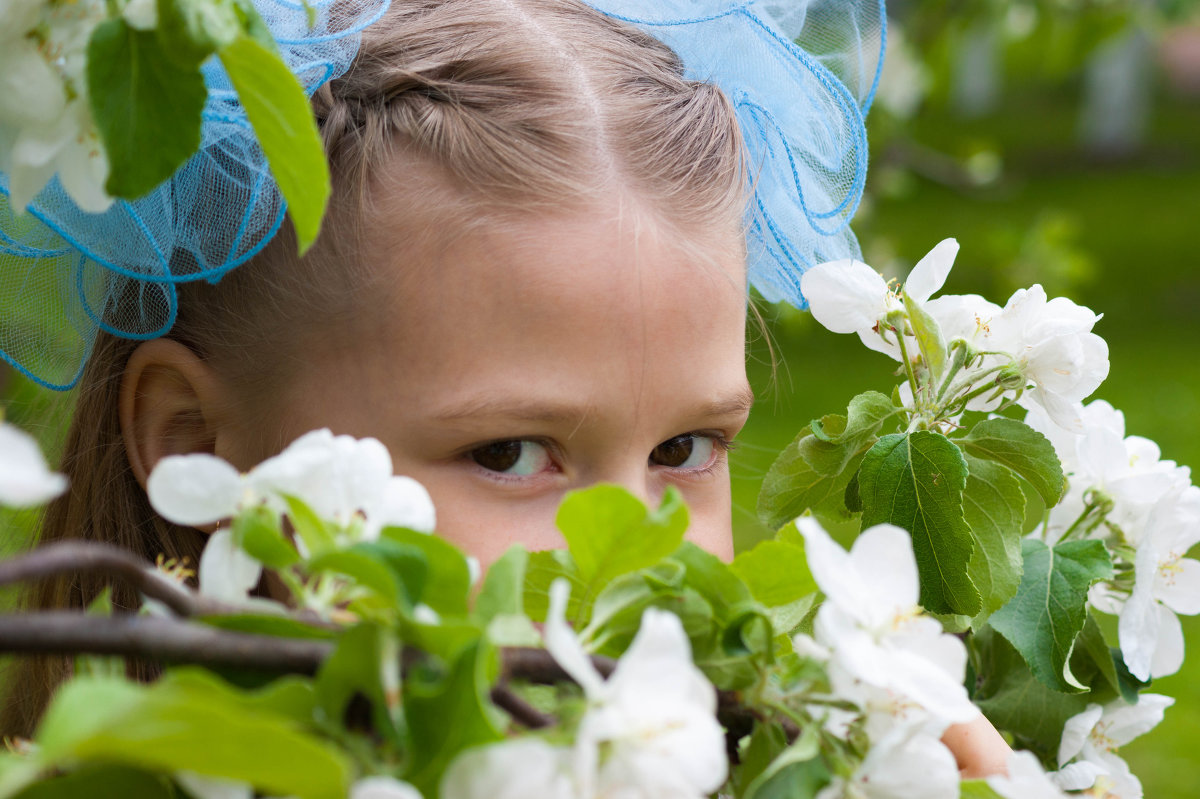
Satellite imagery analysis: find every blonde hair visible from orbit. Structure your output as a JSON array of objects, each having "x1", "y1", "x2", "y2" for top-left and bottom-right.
[{"x1": 2, "y1": 0, "x2": 748, "y2": 734}]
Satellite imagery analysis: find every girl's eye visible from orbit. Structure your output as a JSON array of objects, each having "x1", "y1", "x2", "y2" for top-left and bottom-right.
[
  {"x1": 650, "y1": 434, "x2": 716, "y2": 469},
  {"x1": 469, "y1": 440, "x2": 552, "y2": 476}
]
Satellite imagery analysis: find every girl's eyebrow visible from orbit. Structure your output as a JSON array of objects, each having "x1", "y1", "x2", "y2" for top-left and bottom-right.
[
  {"x1": 431, "y1": 384, "x2": 755, "y2": 426},
  {"x1": 432, "y1": 396, "x2": 590, "y2": 425}
]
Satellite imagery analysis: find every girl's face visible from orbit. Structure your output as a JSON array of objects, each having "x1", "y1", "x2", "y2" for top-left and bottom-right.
[{"x1": 272, "y1": 207, "x2": 751, "y2": 567}]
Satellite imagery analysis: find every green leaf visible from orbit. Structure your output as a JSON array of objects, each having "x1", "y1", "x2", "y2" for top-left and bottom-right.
[
  {"x1": 556, "y1": 485, "x2": 688, "y2": 620},
  {"x1": 904, "y1": 292, "x2": 948, "y2": 380},
  {"x1": 670, "y1": 544, "x2": 772, "y2": 688},
  {"x1": 959, "y1": 780, "x2": 1004, "y2": 799},
  {"x1": 233, "y1": 505, "x2": 299, "y2": 569},
  {"x1": 971, "y1": 625, "x2": 1094, "y2": 759},
  {"x1": 808, "y1": 391, "x2": 896, "y2": 450},
  {"x1": 475, "y1": 545, "x2": 528, "y2": 623},
  {"x1": 1114, "y1": 645, "x2": 1150, "y2": 703},
  {"x1": 402, "y1": 641, "x2": 505, "y2": 797},
  {"x1": 380, "y1": 528, "x2": 472, "y2": 617},
  {"x1": 199, "y1": 613, "x2": 337, "y2": 641},
  {"x1": 1076, "y1": 612, "x2": 1122, "y2": 699},
  {"x1": 963, "y1": 456, "x2": 1025, "y2": 625},
  {"x1": 306, "y1": 541, "x2": 427, "y2": 610},
  {"x1": 218, "y1": 35, "x2": 331, "y2": 254},
  {"x1": 314, "y1": 623, "x2": 399, "y2": 743},
  {"x1": 161, "y1": 669, "x2": 318, "y2": 725},
  {"x1": 742, "y1": 724, "x2": 828, "y2": 799},
  {"x1": 732, "y1": 722, "x2": 789, "y2": 798},
  {"x1": 961, "y1": 419, "x2": 1066, "y2": 507},
  {"x1": 88, "y1": 19, "x2": 207, "y2": 199},
  {"x1": 11, "y1": 764, "x2": 174, "y2": 799},
  {"x1": 35, "y1": 676, "x2": 350, "y2": 799},
  {"x1": 990, "y1": 539, "x2": 1113, "y2": 693},
  {"x1": 282, "y1": 495, "x2": 336, "y2": 557},
  {"x1": 156, "y1": 0, "x2": 273, "y2": 65},
  {"x1": 858, "y1": 432, "x2": 981, "y2": 616},
  {"x1": 522, "y1": 549, "x2": 585, "y2": 623},
  {"x1": 731, "y1": 538, "x2": 817, "y2": 607},
  {"x1": 758, "y1": 392, "x2": 895, "y2": 530}
]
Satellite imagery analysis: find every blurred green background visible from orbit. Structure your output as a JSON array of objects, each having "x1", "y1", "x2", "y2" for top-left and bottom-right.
[
  {"x1": 3, "y1": 0, "x2": 1200, "y2": 793},
  {"x1": 728, "y1": 1, "x2": 1200, "y2": 794}
]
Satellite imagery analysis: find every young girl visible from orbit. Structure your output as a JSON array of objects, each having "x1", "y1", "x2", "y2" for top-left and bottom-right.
[{"x1": 0, "y1": 0, "x2": 1008, "y2": 775}]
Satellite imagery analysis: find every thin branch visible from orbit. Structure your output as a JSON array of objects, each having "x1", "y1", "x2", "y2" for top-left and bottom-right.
[
  {"x1": 0, "y1": 540, "x2": 339, "y2": 630},
  {"x1": 0, "y1": 541, "x2": 233, "y2": 618},
  {"x1": 0, "y1": 611, "x2": 802, "y2": 741},
  {"x1": 489, "y1": 685, "x2": 554, "y2": 729},
  {"x1": 0, "y1": 612, "x2": 331, "y2": 673},
  {"x1": 500, "y1": 645, "x2": 615, "y2": 682}
]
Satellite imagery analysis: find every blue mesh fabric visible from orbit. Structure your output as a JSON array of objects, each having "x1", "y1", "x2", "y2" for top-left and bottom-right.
[
  {"x1": 585, "y1": 0, "x2": 884, "y2": 307},
  {"x1": 0, "y1": 0, "x2": 391, "y2": 390},
  {"x1": 1, "y1": 0, "x2": 882, "y2": 391}
]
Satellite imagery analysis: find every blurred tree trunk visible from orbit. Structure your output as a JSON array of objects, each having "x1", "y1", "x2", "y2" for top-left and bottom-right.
[
  {"x1": 1080, "y1": 27, "x2": 1152, "y2": 157},
  {"x1": 953, "y1": 22, "x2": 1001, "y2": 118}
]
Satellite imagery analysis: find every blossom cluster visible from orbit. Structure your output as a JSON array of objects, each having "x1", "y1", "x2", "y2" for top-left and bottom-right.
[
  {"x1": 801, "y1": 240, "x2": 1191, "y2": 798},
  {"x1": 442, "y1": 580, "x2": 727, "y2": 799},
  {"x1": 147, "y1": 428, "x2": 437, "y2": 611},
  {"x1": 1024, "y1": 399, "x2": 1200, "y2": 683},
  {"x1": 802, "y1": 238, "x2": 1110, "y2": 432},
  {"x1": 0, "y1": 0, "x2": 130, "y2": 212},
  {"x1": 794, "y1": 519, "x2": 978, "y2": 799}
]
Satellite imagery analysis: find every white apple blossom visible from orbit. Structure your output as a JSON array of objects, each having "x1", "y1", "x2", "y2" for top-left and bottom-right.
[
  {"x1": 441, "y1": 739, "x2": 575, "y2": 799},
  {"x1": 1054, "y1": 694, "x2": 1172, "y2": 797},
  {"x1": 147, "y1": 429, "x2": 436, "y2": 538},
  {"x1": 0, "y1": 421, "x2": 67, "y2": 507},
  {"x1": 801, "y1": 238, "x2": 959, "y2": 360},
  {"x1": 0, "y1": 0, "x2": 111, "y2": 212},
  {"x1": 796, "y1": 518, "x2": 979, "y2": 730},
  {"x1": 987, "y1": 750, "x2": 1069, "y2": 799},
  {"x1": 1117, "y1": 486, "x2": 1200, "y2": 680},
  {"x1": 544, "y1": 579, "x2": 727, "y2": 799},
  {"x1": 350, "y1": 776, "x2": 425, "y2": 799},
  {"x1": 442, "y1": 583, "x2": 726, "y2": 799},
  {"x1": 1024, "y1": 400, "x2": 1187, "y2": 546},
  {"x1": 196, "y1": 528, "x2": 263, "y2": 603},
  {"x1": 989, "y1": 286, "x2": 1108, "y2": 431},
  {"x1": 816, "y1": 727, "x2": 959, "y2": 799}
]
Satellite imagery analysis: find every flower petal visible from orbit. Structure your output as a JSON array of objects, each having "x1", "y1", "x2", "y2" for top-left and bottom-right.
[
  {"x1": 147, "y1": 454, "x2": 242, "y2": 526},
  {"x1": 1103, "y1": 693, "x2": 1173, "y2": 747},
  {"x1": 351, "y1": 776, "x2": 425, "y2": 799},
  {"x1": 441, "y1": 740, "x2": 574, "y2": 799},
  {"x1": 1155, "y1": 557, "x2": 1200, "y2": 615},
  {"x1": 544, "y1": 579, "x2": 604, "y2": 697},
  {"x1": 367, "y1": 476, "x2": 437, "y2": 538},
  {"x1": 1058, "y1": 704, "x2": 1103, "y2": 766},
  {"x1": 0, "y1": 423, "x2": 68, "y2": 507},
  {"x1": 1149, "y1": 603, "x2": 1185, "y2": 679},
  {"x1": 800, "y1": 259, "x2": 890, "y2": 334},
  {"x1": 904, "y1": 238, "x2": 958, "y2": 304},
  {"x1": 197, "y1": 528, "x2": 262, "y2": 602}
]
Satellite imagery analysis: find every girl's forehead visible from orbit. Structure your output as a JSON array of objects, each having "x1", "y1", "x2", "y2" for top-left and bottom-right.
[{"x1": 288, "y1": 207, "x2": 750, "y2": 439}]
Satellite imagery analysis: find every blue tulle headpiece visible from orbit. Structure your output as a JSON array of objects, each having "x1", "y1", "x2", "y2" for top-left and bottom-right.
[
  {"x1": 0, "y1": 0, "x2": 391, "y2": 390},
  {"x1": 585, "y1": 0, "x2": 885, "y2": 307},
  {"x1": 0, "y1": 0, "x2": 883, "y2": 391}
]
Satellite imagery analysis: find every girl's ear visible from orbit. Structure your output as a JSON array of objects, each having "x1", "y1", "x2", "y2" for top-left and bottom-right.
[{"x1": 119, "y1": 338, "x2": 232, "y2": 491}]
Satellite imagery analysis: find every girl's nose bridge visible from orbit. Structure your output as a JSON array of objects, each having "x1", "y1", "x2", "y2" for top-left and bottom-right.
[{"x1": 590, "y1": 455, "x2": 661, "y2": 509}]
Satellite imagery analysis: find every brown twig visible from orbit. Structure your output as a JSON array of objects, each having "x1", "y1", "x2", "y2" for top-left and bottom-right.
[
  {"x1": 0, "y1": 544, "x2": 803, "y2": 740},
  {"x1": 0, "y1": 541, "x2": 233, "y2": 618},
  {"x1": 0, "y1": 612, "x2": 332, "y2": 673},
  {"x1": 489, "y1": 684, "x2": 555, "y2": 729}
]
